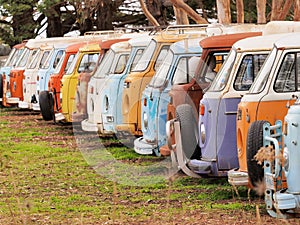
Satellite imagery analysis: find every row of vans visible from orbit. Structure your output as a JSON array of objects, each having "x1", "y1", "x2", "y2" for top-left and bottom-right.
[
  {"x1": 2, "y1": 22, "x2": 300, "y2": 218},
  {"x1": 165, "y1": 21, "x2": 300, "y2": 218}
]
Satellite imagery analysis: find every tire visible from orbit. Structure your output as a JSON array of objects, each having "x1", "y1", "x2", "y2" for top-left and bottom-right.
[
  {"x1": 175, "y1": 104, "x2": 201, "y2": 160},
  {"x1": 0, "y1": 75, "x2": 3, "y2": 99},
  {"x1": 246, "y1": 120, "x2": 268, "y2": 188},
  {"x1": 39, "y1": 91, "x2": 54, "y2": 121}
]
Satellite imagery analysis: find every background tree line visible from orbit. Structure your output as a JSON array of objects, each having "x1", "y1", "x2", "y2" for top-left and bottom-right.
[{"x1": 0, "y1": 0, "x2": 299, "y2": 47}]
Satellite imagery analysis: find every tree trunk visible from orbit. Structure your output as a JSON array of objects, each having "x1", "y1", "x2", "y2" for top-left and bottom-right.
[
  {"x1": 256, "y1": 0, "x2": 266, "y2": 24},
  {"x1": 278, "y1": 0, "x2": 294, "y2": 20},
  {"x1": 173, "y1": 6, "x2": 189, "y2": 24},
  {"x1": 216, "y1": 0, "x2": 231, "y2": 24},
  {"x1": 236, "y1": 0, "x2": 244, "y2": 23},
  {"x1": 295, "y1": 0, "x2": 300, "y2": 21},
  {"x1": 271, "y1": 0, "x2": 284, "y2": 20},
  {"x1": 170, "y1": 0, "x2": 207, "y2": 24},
  {"x1": 139, "y1": 0, "x2": 160, "y2": 26},
  {"x1": 46, "y1": 4, "x2": 63, "y2": 37}
]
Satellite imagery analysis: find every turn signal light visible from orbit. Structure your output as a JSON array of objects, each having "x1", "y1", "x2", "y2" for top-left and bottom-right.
[{"x1": 200, "y1": 104, "x2": 205, "y2": 116}]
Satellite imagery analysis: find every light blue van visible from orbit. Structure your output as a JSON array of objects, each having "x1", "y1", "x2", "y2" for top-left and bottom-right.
[
  {"x1": 81, "y1": 35, "x2": 152, "y2": 133},
  {"x1": 134, "y1": 38, "x2": 202, "y2": 156}
]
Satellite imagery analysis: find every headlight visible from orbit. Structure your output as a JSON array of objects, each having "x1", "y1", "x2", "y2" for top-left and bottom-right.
[
  {"x1": 143, "y1": 112, "x2": 148, "y2": 130},
  {"x1": 200, "y1": 123, "x2": 206, "y2": 144}
]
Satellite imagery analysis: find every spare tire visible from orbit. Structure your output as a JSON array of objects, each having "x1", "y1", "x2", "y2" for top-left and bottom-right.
[
  {"x1": 175, "y1": 104, "x2": 201, "y2": 160},
  {"x1": 0, "y1": 75, "x2": 3, "y2": 99},
  {"x1": 246, "y1": 120, "x2": 268, "y2": 188},
  {"x1": 39, "y1": 91, "x2": 54, "y2": 121}
]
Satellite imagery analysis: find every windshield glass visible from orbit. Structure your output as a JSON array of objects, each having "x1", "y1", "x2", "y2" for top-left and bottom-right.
[
  {"x1": 149, "y1": 50, "x2": 173, "y2": 87},
  {"x1": 114, "y1": 53, "x2": 129, "y2": 74},
  {"x1": 41, "y1": 49, "x2": 54, "y2": 69},
  {"x1": 4, "y1": 48, "x2": 16, "y2": 67},
  {"x1": 249, "y1": 47, "x2": 278, "y2": 93},
  {"x1": 209, "y1": 48, "x2": 237, "y2": 91},
  {"x1": 17, "y1": 48, "x2": 31, "y2": 67},
  {"x1": 53, "y1": 51, "x2": 66, "y2": 74},
  {"x1": 94, "y1": 50, "x2": 115, "y2": 78},
  {"x1": 27, "y1": 49, "x2": 41, "y2": 69},
  {"x1": 129, "y1": 48, "x2": 145, "y2": 72},
  {"x1": 172, "y1": 55, "x2": 200, "y2": 85},
  {"x1": 132, "y1": 40, "x2": 156, "y2": 72},
  {"x1": 65, "y1": 52, "x2": 80, "y2": 75},
  {"x1": 77, "y1": 53, "x2": 99, "y2": 73},
  {"x1": 40, "y1": 50, "x2": 52, "y2": 69}
]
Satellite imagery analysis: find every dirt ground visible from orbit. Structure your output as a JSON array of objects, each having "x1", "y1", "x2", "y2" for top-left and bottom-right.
[{"x1": 1, "y1": 108, "x2": 300, "y2": 225}]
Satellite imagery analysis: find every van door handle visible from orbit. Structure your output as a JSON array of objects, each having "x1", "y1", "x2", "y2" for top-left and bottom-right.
[{"x1": 225, "y1": 111, "x2": 237, "y2": 115}]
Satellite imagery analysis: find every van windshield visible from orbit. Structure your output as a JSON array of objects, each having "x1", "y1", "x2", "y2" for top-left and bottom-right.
[
  {"x1": 148, "y1": 50, "x2": 173, "y2": 88},
  {"x1": 65, "y1": 52, "x2": 80, "y2": 75},
  {"x1": 209, "y1": 48, "x2": 237, "y2": 91},
  {"x1": 132, "y1": 40, "x2": 156, "y2": 72},
  {"x1": 4, "y1": 48, "x2": 16, "y2": 67},
  {"x1": 53, "y1": 52, "x2": 66, "y2": 74},
  {"x1": 17, "y1": 48, "x2": 31, "y2": 67},
  {"x1": 249, "y1": 47, "x2": 278, "y2": 94},
  {"x1": 94, "y1": 50, "x2": 115, "y2": 78},
  {"x1": 27, "y1": 49, "x2": 41, "y2": 69}
]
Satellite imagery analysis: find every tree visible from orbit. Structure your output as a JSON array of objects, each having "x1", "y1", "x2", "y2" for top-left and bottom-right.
[
  {"x1": 0, "y1": 0, "x2": 39, "y2": 46},
  {"x1": 256, "y1": 0, "x2": 266, "y2": 24},
  {"x1": 216, "y1": 0, "x2": 231, "y2": 24}
]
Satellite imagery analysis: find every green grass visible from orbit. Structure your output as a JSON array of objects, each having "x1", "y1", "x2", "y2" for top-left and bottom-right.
[{"x1": 0, "y1": 108, "x2": 278, "y2": 224}]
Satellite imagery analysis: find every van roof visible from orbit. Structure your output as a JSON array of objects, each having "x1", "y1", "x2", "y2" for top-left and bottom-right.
[
  {"x1": 200, "y1": 32, "x2": 262, "y2": 49},
  {"x1": 263, "y1": 21, "x2": 300, "y2": 35},
  {"x1": 128, "y1": 35, "x2": 153, "y2": 47},
  {"x1": 65, "y1": 42, "x2": 86, "y2": 53},
  {"x1": 100, "y1": 38, "x2": 130, "y2": 50},
  {"x1": 79, "y1": 42, "x2": 101, "y2": 52},
  {"x1": 233, "y1": 33, "x2": 294, "y2": 51},
  {"x1": 274, "y1": 32, "x2": 300, "y2": 49},
  {"x1": 170, "y1": 38, "x2": 202, "y2": 54},
  {"x1": 110, "y1": 41, "x2": 131, "y2": 52}
]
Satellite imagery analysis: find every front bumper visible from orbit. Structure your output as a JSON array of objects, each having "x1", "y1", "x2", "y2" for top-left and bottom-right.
[
  {"x1": 227, "y1": 168, "x2": 249, "y2": 186},
  {"x1": 18, "y1": 101, "x2": 29, "y2": 109},
  {"x1": 55, "y1": 113, "x2": 66, "y2": 122},
  {"x1": 81, "y1": 119, "x2": 98, "y2": 132},
  {"x1": 134, "y1": 137, "x2": 158, "y2": 155},
  {"x1": 32, "y1": 102, "x2": 40, "y2": 111},
  {"x1": 7, "y1": 97, "x2": 19, "y2": 105}
]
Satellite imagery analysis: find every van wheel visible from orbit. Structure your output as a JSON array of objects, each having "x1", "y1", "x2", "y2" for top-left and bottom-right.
[
  {"x1": 176, "y1": 104, "x2": 201, "y2": 160},
  {"x1": 39, "y1": 91, "x2": 54, "y2": 121},
  {"x1": 246, "y1": 120, "x2": 267, "y2": 188},
  {"x1": 0, "y1": 75, "x2": 3, "y2": 99}
]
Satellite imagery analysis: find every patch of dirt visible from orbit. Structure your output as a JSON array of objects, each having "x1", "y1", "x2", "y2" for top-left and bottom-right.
[{"x1": 1, "y1": 107, "x2": 300, "y2": 225}]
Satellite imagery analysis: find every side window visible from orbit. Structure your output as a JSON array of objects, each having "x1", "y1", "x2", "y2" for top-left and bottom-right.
[
  {"x1": 274, "y1": 52, "x2": 298, "y2": 92},
  {"x1": 234, "y1": 54, "x2": 267, "y2": 91},
  {"x1": 154, "y1": 46, "x2": 170, "y2": 71},
  {"x1": 172, "y1": 56, "x2": 199, "y2": 85},
  {"x1": 53, "y1": 50, "x2": 64, "y2": 69},
  {"x1": 114, "y1": 54, "x2": 129, "y2": 74},
  {"x1": 39, "y1": 50, "x2": 50, "y2": 68}
]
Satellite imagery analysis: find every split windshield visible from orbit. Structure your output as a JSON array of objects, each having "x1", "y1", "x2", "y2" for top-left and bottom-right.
[
  {"x1": 132, "y1": 40, "x2": 156, "y2": 72},
  {"x1": 209, "y1": 48, "x2": 237, "y2": 91},
  {"x1": 94, "y1": 50, "x2": 115, "y2": 78},
  {"x1": 148, "y1": 50, "x2": 173, "y2": 87},
  {"x1": 249, "y1": 47, "x2": 278, "y2": 94}
]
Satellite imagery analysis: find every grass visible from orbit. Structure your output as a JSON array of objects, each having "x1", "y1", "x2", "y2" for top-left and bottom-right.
[{"x1": 0, "y1": 107, "x2": 296, "y2": 224}]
